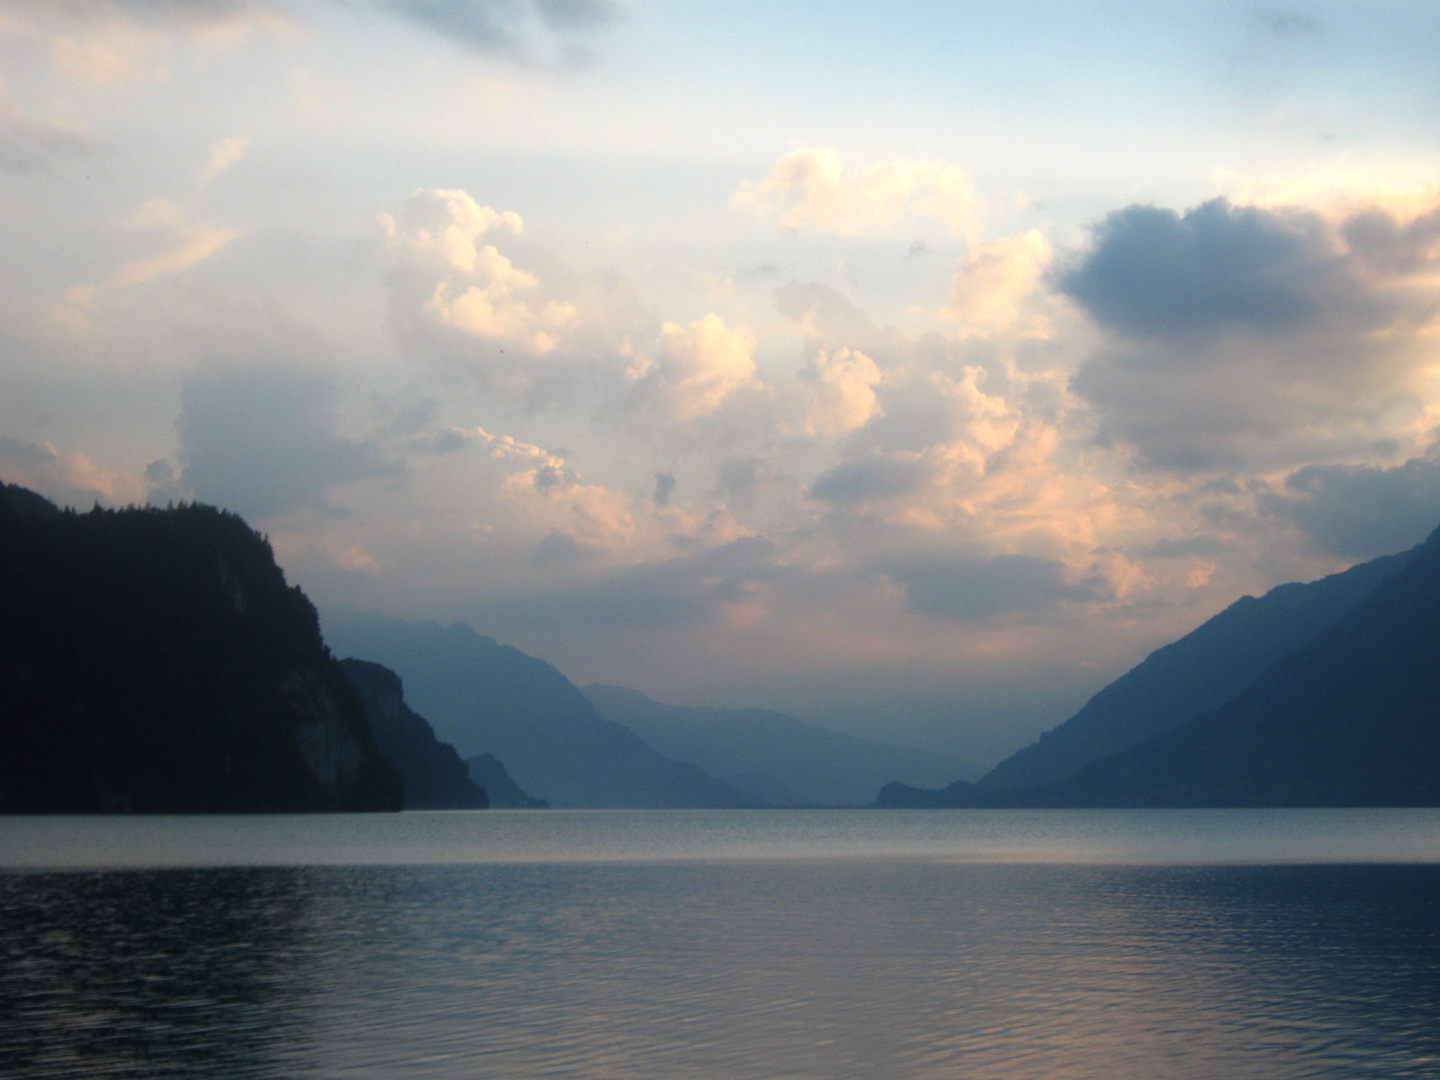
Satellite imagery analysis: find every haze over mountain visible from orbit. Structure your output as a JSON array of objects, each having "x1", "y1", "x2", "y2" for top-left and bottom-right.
[
  {"x1": 978, "y1": 544, "x2": 1419, "y2": 792},
  {"x1": 0, "y1": 485, "x2": 402, "y2": 814},
  {"x1": 584, "y1": 684, "x2": 969, "y2": 806},
  {"x1": 998, "y1": 523, "x2": 1440, "y2": 807},
  {"x1": 339, "y1": 659, "x2": 489, "y2": 810},
  {"x1": 876, "y1": 522, "x2": 1440, "y2": 808},
  {"x1": 5, "y1": 2, "x2": 1440, "y2": 765},
  {"x1": 324, "y1": 614, "x2": 758, "y2": 809},
  {"x1": 467, "y1": 753, "x2": 548, "y2": 809}
]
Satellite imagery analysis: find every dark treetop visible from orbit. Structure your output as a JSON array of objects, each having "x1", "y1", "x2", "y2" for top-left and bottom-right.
[{"x1": 0, "y1": 485, "x2": 401, "y2": 813}]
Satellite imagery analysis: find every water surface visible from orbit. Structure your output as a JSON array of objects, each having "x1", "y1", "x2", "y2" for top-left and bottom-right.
[{"x1": 3, "y1": 809, "x2": 1439, "y2": 1079}]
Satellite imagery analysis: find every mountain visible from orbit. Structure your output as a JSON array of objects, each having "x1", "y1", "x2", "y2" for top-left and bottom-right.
[
  {"x1": 467, "y1": 753, "x2": 547, "y2": 809},
  {"x1": 873, "y1": 778, "x2": 977, "y2": 809},
  {"x1": 0, "y1": 488, "x2": 402, "y2": 813},
  {"x1": 339, "y1": 659, "x2": 489, "y2": 810},
  {"x1": 997, "y1": 523, "x2": 1440, "y2": 807},
  {"x1": 583, "y1": 684, "x2": 966, "y2": 806},
  {"x1": 322, "y1": 614, "x2": 759, "y2": 809},
  {"x1": 977, "y1": 545, "x2": 1417, "y2": 792}
]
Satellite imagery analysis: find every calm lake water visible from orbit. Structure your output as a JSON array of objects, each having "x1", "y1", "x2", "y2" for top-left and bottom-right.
[{"x1": 3, "y1": 809, "x2": 1440, "y2": 1079}]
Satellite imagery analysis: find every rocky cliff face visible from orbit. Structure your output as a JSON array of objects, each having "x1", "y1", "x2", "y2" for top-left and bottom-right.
[
  {"x1": 0, "y1": 486, "x2": 402, "y2": 813},
  {"x1": 340, "y1": 659, "x2": 489, "y2": 810}
]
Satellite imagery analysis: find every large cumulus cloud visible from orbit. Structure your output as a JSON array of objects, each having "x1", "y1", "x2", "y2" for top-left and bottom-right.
[
  {"x1": 173, "y1": 309, "x2": 401, "y2": 520},
  {"x1": 1265, "y1": 448, "x2": 1440, "y2": 558},
  {"x1": 1063, "y1": 196, "x2": 1440, "y2": 470}
]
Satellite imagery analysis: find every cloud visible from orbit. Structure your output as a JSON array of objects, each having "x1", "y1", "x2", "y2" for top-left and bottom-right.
[
  {"x1": 1253, "y1": 6, "x2": 1320, "y2": 36},
  {"x1": 176, "y1": 312, "x2": 401, "y2": 520},
  {"x1": 382, "y1": 189, "x2": 563, "y2": 376},
  {"x1": 885, "y1": 553, "x2": 1106, "y2": 622},
  {"x1": 774, "y1": 280, "x2": 877, "y2": 344},
  {"x1": 0, "y1": 435, "x2": 145, "y2": 507},
  {"x1": 1063, "y1": 195, "x2": 1440, "y2": 470},
  {"x1": 734, "y1": 147, "x2": 981, "y2": 239},
  {"x1": 378, "y1": 0, "x2": 619, "y2": 64},
  {"x1": 811, "y1": 456, "x2": 929, "y2": 507},
  {"x1": 197, "y1": 135, "x2": 246, "y2": 187},
  {"x1": 531, "y1": 529, "x2": 596, "y2": 565},
  {"x1": 1264, "y1": 450, "x2": 1440, "y2": 558},
  {"x1": 949, "y1": 229, "x2": 1050, "y2": 337},
  {"x1": 652, "y1": 471, "x2": 675, "y2": 507},
  {"x1": 800, "y1": 346, "x2": 886, "y2": 438},
  {"x1": 1, "y1": 0, "x2": 295, "y2": 83},
  {"x1": 466, "y1": 533, "x2": 779, "y2": 632},
  {"x1": 0, "y1": 78, "x2": 100, "y2": 172},
  {"x1": 621, "y1": 313, "x2": 761, "y2": 433},
  {"x1": 382, "y1": 188, "x2": 646, "y2": 406},
  {"x1": 49, "y1": 197, "x2": 241, "y2": 334},
  {"x1": 1060, "y1": 199, "x2": 1332, "y2": 337}
]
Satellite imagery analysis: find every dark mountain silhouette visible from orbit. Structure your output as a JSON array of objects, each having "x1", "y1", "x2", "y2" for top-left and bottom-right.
[
  {"x1": 339, "y1": 659, "x2": 488, "y2": 810},
  {"x1": 584, "y1": 683, "x2": 966, "y2": 806},
  {"x1": 467, "y1": 753, "x2": 547, "y2": 808},
  {"x1": 0, "y1": 487, "x2": 402, "y2": 813},
  {"x1": 977, "y1": 545, "x2": 1416, "y2": 792},
  {"x1": 993, "y1": 523, "x2": 1440, "y2": 807},
  {"x1": 322, "y1": 614, "x2": 760, "y2": 808}
]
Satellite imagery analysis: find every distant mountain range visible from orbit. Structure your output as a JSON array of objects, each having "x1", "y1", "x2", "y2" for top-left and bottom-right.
[
  {"x1": 322, "y1": 614, "x2": 759, "y2": 809},
  {"x1": 977, "y1": 544, "x2": 1416, "y2": 793},
  {"x1": 10, "y1": 475, "x2": 1438, "y2": 814},
  {"x1": 879, "y1": 526, "x2": 1440, "y2": 808},
  {"x1": 584, "y1": 684, "x2": 964, "y2": 806}
]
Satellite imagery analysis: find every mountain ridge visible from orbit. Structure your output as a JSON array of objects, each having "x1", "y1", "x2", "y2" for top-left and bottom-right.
[
  {"x1": 322, "y1": 614, "x2": 760, "y2": 809},
  {"x1": 584, "y1": 683, "x2": 967, "y2": 806}
]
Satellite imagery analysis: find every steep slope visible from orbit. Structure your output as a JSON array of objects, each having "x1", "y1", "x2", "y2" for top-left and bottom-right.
[
  {"x1": 1002, "y1": 524, "x2": 1440, "y2": 807},
  {"x1": 584, "y1": 684, "x2": 966, "y2": 806},
  {"x1": 323, "y1": 614, "x2": 759, "y2": 808},
  {"x1": 339, "y1": 659, "x2": 489, "y2": 810},
  {"x1": 467, "y1": 753, "x2": 547, "y2": 808},
  {"x1": 0, "y1": 490, "x2": 402, "y2": 813},
  {"x1": 978, "y1": 547, "x2": 1416, "y2": 791}
]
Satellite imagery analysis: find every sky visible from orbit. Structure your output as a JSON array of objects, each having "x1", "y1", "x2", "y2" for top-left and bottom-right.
[{"x1": 3, "y1": 0, "x2": 1440, "y2": 768}]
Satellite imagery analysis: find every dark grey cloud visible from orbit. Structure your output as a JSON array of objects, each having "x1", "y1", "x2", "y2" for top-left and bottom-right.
[
  {"x1": 178, "y1": 363, "x2": 400, "y2": 520},
  {"x1": 886, "y1": 554, "x2": 1105, "y2": 622},
  {"x1": 1059, "y1": 199, "x2": 1328, "y2": 338},
  {"x1": 810, "y1": 457, "x2": 928, "y2": 507},
  {"x1": 1063, "y1": 195, "x2": 1440, "y2": 470},
  {"x1": 905, "y1": 239, "x2": 933, "y2": 259},
  {"x1": 652, "y1": 471, "x2": 675, "y2": 507},
  {"x1": 1264, "y1": 451, "x2": 1440, "y2": 558}
]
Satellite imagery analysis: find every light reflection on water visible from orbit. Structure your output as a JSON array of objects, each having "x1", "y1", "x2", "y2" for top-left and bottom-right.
[{"x1": 3, "y1": 810, "x2": 1440, "y2": 1079}]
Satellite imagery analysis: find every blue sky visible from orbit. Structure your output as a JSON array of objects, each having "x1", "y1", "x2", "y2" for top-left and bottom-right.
[{"x1": 3, "y1": 0, "x2": 1440, "y2": 766}]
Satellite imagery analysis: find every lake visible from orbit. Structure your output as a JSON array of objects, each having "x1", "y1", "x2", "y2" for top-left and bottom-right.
[{"x1": 3, "y1": 809, "x2": 1440, "y2": 1079}]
